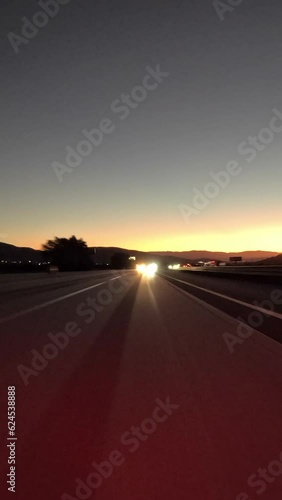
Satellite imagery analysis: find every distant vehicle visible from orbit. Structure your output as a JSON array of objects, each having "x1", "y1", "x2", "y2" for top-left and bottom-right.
[
  {"x1": 168, "y1": 264, "x2": 181, "y2": 270},
  {"x1": 182, "y1": 263, "x2": 192, "y2": 268},
  {"x1": 204, "y1": 261, "x2": 217, "y2": 267},
  {"x1": 48, "y1": 265, "x2": 59, "y2": 272}
]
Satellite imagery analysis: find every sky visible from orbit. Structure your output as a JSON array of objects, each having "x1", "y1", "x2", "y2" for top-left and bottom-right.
[{"x1": 1, "y1": 0, "x2": 282, "y2": 252}]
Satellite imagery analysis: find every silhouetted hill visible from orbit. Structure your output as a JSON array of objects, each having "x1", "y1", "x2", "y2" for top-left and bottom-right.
[
  {"x1": 150, "y1": 250, "x2": 278, "y2": 263},
  {"x1": 256, "y1": 254, "x2": 282, "y2": 265},
  {"x1": 89, "y1": 246, "x2": 148, "y2": 263},
  {"x1": 0, "y1": 243, "x2": 186, "y2": 267},
  {"x1": 89, "y1": 247, "x2": 188, "y2": 265},
  {"x1": 0, "y1": 242, "x2": 43, "y2": 262},
  {"x1": 1, "y1": 242, "x2": 278, "y2": 267}
]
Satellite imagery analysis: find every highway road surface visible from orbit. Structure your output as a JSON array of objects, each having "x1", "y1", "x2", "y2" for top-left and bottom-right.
[{"x1": 1, "y1": 269, "x2": 282, "y2": 500}]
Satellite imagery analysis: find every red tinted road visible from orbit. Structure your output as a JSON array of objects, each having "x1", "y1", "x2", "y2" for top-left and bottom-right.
[{"x1": 1, "y1": 271, "x2": 282, "y2": 500}]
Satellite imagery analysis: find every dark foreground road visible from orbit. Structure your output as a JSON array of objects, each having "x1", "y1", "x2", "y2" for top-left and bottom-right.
[{"x1": 1, "y1": 270, "x2": 282, "y2": 500}]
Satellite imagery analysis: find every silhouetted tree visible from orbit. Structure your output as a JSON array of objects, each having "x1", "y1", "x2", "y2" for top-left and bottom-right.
[{"x1": 42, "y1": 236, "x2": 93, "y2": 271}]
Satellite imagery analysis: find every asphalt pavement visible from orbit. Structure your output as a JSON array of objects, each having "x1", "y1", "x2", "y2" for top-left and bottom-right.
[{"x1": 1, "y1": 270, "x2": 282, "y2": 500}]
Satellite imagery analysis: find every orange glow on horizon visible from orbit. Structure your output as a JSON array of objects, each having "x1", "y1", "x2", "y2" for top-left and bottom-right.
[{"x1": 3, "y1": 224, "x2": 282, "y2": 254}]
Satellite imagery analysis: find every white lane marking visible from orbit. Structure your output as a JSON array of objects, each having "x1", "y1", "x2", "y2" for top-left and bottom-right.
[
  {"x1": 162, "y1": 274, "x2": 282, "y2": 321},
  {"x1": 0, "y1": 277, "x2": 121, "y2": 324},
  {"x1": 161, "y1": 276, "x2": 282, "y2": 356}
]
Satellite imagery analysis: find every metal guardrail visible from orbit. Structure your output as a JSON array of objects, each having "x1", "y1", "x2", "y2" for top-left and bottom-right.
[{"x1": 168, "y1": 266, "x2": 282, "y2": 284}]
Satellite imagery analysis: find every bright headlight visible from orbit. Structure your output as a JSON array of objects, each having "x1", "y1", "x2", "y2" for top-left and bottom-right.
[
  {"x1": 137, "y1": 264, "x2": 146, "y2": 273},
  {"x1": 144, "y1": 263, "x2": 158, "y2": 277},
  {"x1": 137, "y1": 263, "x2": 158, "y2": 277}
]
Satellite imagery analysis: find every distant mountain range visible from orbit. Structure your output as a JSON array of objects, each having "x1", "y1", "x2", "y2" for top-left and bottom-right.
[
  {"x1": 0, "y1": 243, "x2": 184, "y2": 265},
  {"x1": 150, "y1": 250, "x2": 279, "y2": 262},
  {"x1": 0, "y1": 242, "x2": 279, "y2": 265}
]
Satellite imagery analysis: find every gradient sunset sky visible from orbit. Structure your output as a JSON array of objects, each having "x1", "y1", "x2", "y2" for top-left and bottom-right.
[{"x1": 1, "y1": 0, "x2": 282, "y2": 252}]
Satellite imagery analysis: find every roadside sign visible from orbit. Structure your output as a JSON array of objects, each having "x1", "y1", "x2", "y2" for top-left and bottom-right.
[{"x1": 229, "y1": 257, "x2": 242, "y2": 263}]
